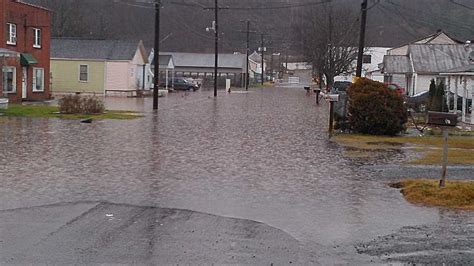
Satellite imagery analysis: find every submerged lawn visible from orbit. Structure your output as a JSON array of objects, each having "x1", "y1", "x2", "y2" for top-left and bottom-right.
[
  {"x1": 0, "y1": 104, "x2": 142, "y2": 120},
  {"x1": 334, "y1": 134, "x2": 474, "y2": 165},
  {"x1": 391, "y1": 179, "x2": 474, "y2": 210}
]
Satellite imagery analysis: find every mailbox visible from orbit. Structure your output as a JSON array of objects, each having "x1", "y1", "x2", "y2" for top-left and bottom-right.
[
  {"x1": 427, "y1": 111, "x2": 458, "y2": 127},
  {"x1": 304, "y1": 86, "x2": 311, "y2": 91},
  {"x1": 313, "y1": 88, "x2": 321, "y2": 94},
  {"x1": 325, "y1": 94, "x2": 339, "y2": 102}
]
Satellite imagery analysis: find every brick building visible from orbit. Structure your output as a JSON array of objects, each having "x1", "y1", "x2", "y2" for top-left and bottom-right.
[{"x1": 0, "y1": 0, "x2": 51, "y2": 103}]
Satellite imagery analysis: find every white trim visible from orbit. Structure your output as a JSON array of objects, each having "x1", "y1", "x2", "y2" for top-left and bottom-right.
[
  {"x1": 2, "y1": 66, "x2": 17, "y2": 93},
  {"x1": 33, "y1": 28, "x2": 42, "y2": 48},
  {"x1": 32, "y1": 67, "x2": 45, "y2": 92},
  {"x1": 79, "y1": 64, "x2": 89, "y2": 82},
  {"x1": 6, "y1": 23, "x2": 17, "y2": 45}
]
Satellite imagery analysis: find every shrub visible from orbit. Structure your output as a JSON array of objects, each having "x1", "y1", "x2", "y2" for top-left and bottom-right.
[
  {"x1": 59, "y1": 95, "x2": 105, "y2": 114},
  {"x1": 81, "y1": 96, "x2": 105, "y2": 114},
  {"x1": 58, "y1": 95, "x2": 82, "y2": 114},
  {"x1": 347, "y1": 78, "x2": 408, "y2": 136}
]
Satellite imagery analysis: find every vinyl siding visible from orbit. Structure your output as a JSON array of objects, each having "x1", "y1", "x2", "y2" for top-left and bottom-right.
[
  {"x1": 51, "y1": 59, "x2": 105, "y2": 94},
  {"x1": 105, "y1": 61, "x2": 130, "y2": 91}
]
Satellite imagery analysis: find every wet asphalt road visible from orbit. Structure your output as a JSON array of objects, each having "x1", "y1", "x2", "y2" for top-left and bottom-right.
[{"x1": 0, "y1": 86, "x2": 473, "y2": 264}]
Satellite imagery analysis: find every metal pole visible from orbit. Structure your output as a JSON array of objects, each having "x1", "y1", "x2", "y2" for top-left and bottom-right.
[
  {"x1": 245, "y1": 20, "x2": 250, "y2": 91},
  {"x1": 439, "y1": 127, "x2": 449, "y2": 188},
  {"x1": 213, "y1": 0, "x2": 219, "y2": 97},
  {"x1": 260, "y1": 34, "x2": 264, "y2": 86},
  {"x1": 355, "y1": 0, "x2": 368, "y2": 78},
  {"x1": 152, "y1": 0, "x2": 161, "y2": 110}
]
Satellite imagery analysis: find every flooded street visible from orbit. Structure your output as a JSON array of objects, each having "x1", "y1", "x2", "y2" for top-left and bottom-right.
[{"x1": 1, "y1": 87, "x2": 473, "y2": 264}]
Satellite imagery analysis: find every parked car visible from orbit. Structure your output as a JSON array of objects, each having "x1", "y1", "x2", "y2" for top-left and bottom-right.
[
  {"x1": 385, "y1": 83, "x2": 406, "y2": 95},
  {"x1": 330, "y1": 81, "x2": 352, "y2": 94},
  {"x1": 160, "y1": 78, "x2": 199, "y2": 91}
]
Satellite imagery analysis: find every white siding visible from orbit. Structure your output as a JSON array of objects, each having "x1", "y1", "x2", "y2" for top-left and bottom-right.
[
  {"x1": 106, "y1": 62, "x2": 129, "y2": 91},
  {"x1": 415, "y1": 75, "x2": 436, "y2": 94}
]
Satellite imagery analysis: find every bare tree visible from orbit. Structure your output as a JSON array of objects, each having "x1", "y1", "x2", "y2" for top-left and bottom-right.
[
  {"x1": 295, "y1": 3, "x2": 361, "y2": 88},
  {"x1": 36, "y1": 0, "x2": 88, "y2": 37}
]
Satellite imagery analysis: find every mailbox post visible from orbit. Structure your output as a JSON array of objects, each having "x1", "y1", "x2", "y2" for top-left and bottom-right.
[
  {"x1": 314, "y1": 88, "x2": 321, "y2": 105},
  {"x1": 427, "y1": 111, "x2": 458, "y2": 188},
  {"x1": 325, "y1": 94, "x2": 340, "y2": 138}
]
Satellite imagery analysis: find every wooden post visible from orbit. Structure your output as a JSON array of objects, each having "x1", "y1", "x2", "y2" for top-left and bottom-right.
[
  {"x1": 329, "y1": 101, "x2": 335, "y2": 138},
  {"x1": 439, "y1": 127, "x2": 449, "y2": 188}
]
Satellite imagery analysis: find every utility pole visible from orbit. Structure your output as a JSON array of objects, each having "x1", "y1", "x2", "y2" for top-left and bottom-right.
[
  {"x1": 356, "y1": 0, "x2": 368, "y2": 78},
  {"x1": 152, "y1": 0, "x2": 161, "y2": 110},
  {"x1": 245, "y1": 20, "x2": 250, "y2": 91},
  {"x1": 260, "y1": 34, "x2": 265, "y2": 86},
  {"x1": 213, "y1": 0, "x2": 219, "y2": 97}
]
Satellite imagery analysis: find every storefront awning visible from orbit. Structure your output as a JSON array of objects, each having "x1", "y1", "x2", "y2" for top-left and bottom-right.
[{"x1": 20, "y1": 53, "x2": 38, "y2": 66}]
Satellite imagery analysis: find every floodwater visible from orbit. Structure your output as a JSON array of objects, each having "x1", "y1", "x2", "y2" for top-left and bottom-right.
[{"x1": 1, "y1": 87, "x2": 472, "y2": 263}]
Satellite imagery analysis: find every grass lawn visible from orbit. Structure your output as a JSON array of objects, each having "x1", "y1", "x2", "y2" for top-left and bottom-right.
[
  {"x1": 334, "y1": 134, "x2": 474, "y2": 165},
  {"x1": 0, "y1": 104, "x2": 142, "y2": 120},
  {"x1": 391, "y1": 179, "x2": 474, "y2": 210}
]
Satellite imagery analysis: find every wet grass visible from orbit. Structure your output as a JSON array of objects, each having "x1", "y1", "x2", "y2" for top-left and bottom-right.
[
  {"x1": 0, "y1": 104, "x2": 142, "y2": 120},
  {"x1": 335, "y1": 134, "x2": 474, "y2": 165},
  {"x1": 391, "y1": 179, "x2": 474, "y2": 210}
]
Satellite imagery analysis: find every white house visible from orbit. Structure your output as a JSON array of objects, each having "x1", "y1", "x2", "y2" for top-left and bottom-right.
[{"x1": 334, "y1": 47, "x2": 391, "y2": 83}]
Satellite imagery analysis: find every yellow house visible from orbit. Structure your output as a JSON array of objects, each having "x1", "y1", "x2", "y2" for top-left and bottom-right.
[{"x1": 50, "y1": 38, "x2": 148, "y2": 95}]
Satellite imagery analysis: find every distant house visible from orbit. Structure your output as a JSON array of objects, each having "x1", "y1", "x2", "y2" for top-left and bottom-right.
[
  {"x1": 382, "y1": 44, "x2": 472, "y2": 96},
  {"x1": 50, "y1": 38, "x2": 148, "y2": 96},
  {"x1": 160, "y1": 52, "x2": 247, "y2": 87},
  {"x1": 334, "y1": 47, "x2": 391, "y2": 83},
  {"x1": 0, "y1": 0, "x2": 51, "y2": 103},
  {"x1": 145, "y1": 49, "x2": 175, "y2": 89},
  {"x1": 383, "y1": 31, "x2": 463, "y2": 90},
  {"x1": 248, "y1": 51, "x2": 265, "y2": 83}
]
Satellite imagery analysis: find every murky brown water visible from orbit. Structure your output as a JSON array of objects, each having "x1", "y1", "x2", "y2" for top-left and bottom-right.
[{"x1": 1, "y1": 87, "x2": 471, "y2": 262}]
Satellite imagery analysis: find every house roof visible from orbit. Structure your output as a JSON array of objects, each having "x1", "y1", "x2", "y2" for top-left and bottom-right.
[
  {"x1": 160, "y1": 52, "x2": 246, "y2": 69},
  {"x1": 158, "y1": 55, "x2": 173, "y2": 68},
  {"x1": 51, "y1": 38, "x2": 145, "y2": 61},
  {"x1": 409, "y1": 44, "x2": 470, "y2": 73},
  {"x1": 249, "y1": 52, "x2": 263, "y2": 63},
  {"x1": 383, "y1": 55, "x2": 412, "y2": 74}
]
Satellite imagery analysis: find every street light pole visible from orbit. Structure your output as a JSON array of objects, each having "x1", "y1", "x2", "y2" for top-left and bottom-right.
[
  {"x1": 356, "y1": 0, "x2": 368, "y2": 78},
  {"x1": 213, "y1": 0, "x2": 219, "y2": 97},
  {"x1": 153, "y1": 0, "x2": 161, "y2": 110}
]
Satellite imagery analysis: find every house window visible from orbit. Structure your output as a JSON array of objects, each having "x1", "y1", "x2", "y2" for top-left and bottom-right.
[
  {"x1": 2, "y1": 67, "x2": 16, "y2": 93},
  {"x1": 79, "y1": 65, "x2": 88, "y2": 82},
  {"x1": 32, "y1": 68, "x2": 44, "y2": 92},
  {"x1": 362, "y1": 55, "x2": 372, "y2": 64},
  {"x1": 33, "y1": 28, "x2": 41, "y2": 48},
  {"x1": 6, "y1": 23, "x2": 17, "y2": 45}
]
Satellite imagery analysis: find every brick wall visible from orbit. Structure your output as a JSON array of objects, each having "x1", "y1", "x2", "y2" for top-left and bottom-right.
[{"x1": 1, "y1": 0, "x2": 51, "y2": 102}]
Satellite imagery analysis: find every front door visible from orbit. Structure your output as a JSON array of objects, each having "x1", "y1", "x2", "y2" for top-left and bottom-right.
[{"x1": 22, "y1": 67, "x2": 27, "y2": 99}]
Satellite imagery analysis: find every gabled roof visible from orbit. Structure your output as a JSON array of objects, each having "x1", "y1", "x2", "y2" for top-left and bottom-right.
[
  {"x1": 158, "y1": 55, "x2": 173, "y2": 68},
  {"x1": 249, "y1": 51, "x2": 263, "y2": 63},
  {"x1": 383, "y1": 55, "x2": 412, "y2": 74},
  {"x1": 161, "y1": 52, "x2": 246, "y2": 69},
  {"x1": 388, "y1": 31, "x2": 463, "y2": 55},
  {"x1": 409, "y1": 44, "x2": 470, "y2": 73},
  {"x1": 51, "y1": 38, "x2": 146, "y2": 61}
]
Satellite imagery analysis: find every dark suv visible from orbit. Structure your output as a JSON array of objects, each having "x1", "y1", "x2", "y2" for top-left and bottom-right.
[{"x1": 160, "y1": 78, "x2": 199, "y2": 91}]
